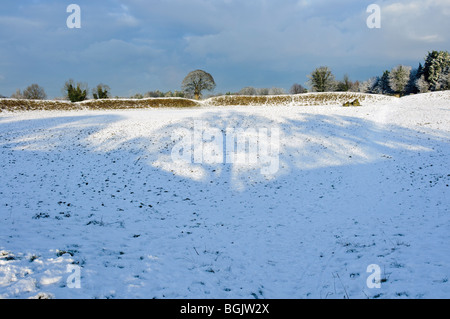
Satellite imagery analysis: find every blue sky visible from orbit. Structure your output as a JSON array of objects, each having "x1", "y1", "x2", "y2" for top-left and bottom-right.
[{"x1": 0, "y1": 0, "x2": 449, "y2": 98}]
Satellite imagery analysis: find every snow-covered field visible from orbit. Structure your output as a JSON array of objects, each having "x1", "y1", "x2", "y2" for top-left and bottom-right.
[{"x1": 0, "y1": 92, "x2": 449, "y2": 299}]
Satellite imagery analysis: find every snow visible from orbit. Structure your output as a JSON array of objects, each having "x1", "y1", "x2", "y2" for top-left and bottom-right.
[{"x1": 0, "y1": 92, "x2": 449, "y2": 299}]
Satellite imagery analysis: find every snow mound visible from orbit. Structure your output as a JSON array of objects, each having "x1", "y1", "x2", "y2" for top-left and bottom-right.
[
  {"x1": 204, "y1": 92, "x2": 397, "y2": 107},
  {"x1": 399, "y1": 91, "x2": 450, "y2": 108}
]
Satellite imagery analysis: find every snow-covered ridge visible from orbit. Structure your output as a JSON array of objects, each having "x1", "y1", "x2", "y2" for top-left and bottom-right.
[
  {"x1": 204, "y1": 92, "x2": 398, "y2": 107},
  {"x1": 0, "y1": 97, "x2": 200, "y2": 112},
  {"x1": 1, "y1": 91, "x2": 448, "y2": 112}
]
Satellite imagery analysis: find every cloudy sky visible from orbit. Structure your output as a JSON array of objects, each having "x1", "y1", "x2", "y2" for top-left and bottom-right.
[{"x1": 0, "y1": 0, "x2": 449, "y2": 98}]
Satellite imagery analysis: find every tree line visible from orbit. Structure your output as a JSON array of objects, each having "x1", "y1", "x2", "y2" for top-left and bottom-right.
[
  {"x1": 235, "y1": 50, "x2": 449, "y2": 97},
  {"x1": 306, "y1": 50, "x2": 450, "y2": 96},
  {"x1": 2, "y1": 50, "x2": 448, "y2": 102}
]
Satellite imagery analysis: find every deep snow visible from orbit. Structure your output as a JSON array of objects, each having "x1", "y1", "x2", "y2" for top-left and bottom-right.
[{"x1": 0, "y1": 92, "x2": 449, "y2": 299}]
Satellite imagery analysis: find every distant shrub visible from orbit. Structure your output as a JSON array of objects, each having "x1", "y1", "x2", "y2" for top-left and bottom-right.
[
  {"x1": 173, "y1": 90, "x2": 186, "y2": 98},
  {"x1": 131, "y1": 93, "x2": 144, "y2": 99},
  {"x1": 63, "y1": 79, "x2": 88, "y2": 102},
  {"x1": 289, "y1": 83, "x2": 307, "y2": 94},
  {"x1": 92, "y1": 84, "x2": 110, "y2": 99},
  {"x1": 144, "y1": 90, "x2": 164, "y2": 98}
]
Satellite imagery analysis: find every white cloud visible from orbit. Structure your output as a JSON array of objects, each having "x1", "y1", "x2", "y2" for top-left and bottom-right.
[
  {"x1": 379, "y1": 0, "x2": 450, "y2": 59},
  {"x1": 108, "y1": 4, "x2": 140, "y2": 27}
]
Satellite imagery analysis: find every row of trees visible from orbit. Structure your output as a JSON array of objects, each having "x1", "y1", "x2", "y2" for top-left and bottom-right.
[
  {"x1": 3, "y1": 50, "x2": 448, "y2": 101},
  {"x1": 7, "y1": 81, "x2": 111, "y2": 102},
  {"x1": 4, "y1": 70, "x2": 215, "y2": 101},
  {"x1": 237, "y1": 87, "x2": 288, "y2": 96},
  {"x1": 235, "y1": 78, "x2": 357, "y2": 96},
  {"x1": 131, "y1": 90, "x2": 187, "y2": 99},
  {"x1": 63, "y1": 80, "x2": 111, "y2": 102},
  {"x1": 10, "y1": 84, "x2": 47, "y2": 100},
  {"x1": 235, "y1": 50, "x2": 449, "y2": 97},
  {"x1": 351, "y1": 50, "x2": 449, "y2": 96}
]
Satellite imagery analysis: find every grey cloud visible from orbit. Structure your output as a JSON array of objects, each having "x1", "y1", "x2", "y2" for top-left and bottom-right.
[{"x1": 0, "y1": 0, "x2": 449, "y2": 97}]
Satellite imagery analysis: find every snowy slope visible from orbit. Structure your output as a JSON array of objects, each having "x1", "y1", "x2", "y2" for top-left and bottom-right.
[{"x1": 0, "y1": 92, "x2": 449, "y2": 299}]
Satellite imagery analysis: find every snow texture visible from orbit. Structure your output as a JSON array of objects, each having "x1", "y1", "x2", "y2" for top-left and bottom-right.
[{"x1": 0, "y1": 92, "x2": 449, "y2": 299}]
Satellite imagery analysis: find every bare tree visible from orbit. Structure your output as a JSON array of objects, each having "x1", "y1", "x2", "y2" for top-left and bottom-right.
[
  {"x1": 269, "y1": 87, "x2": 286, "y2": 95},
  {"x1": 256, "y1": 88, "x2": 269, "y2": 96},
  {"x1": 336, "y1": 74, "x2": 353, "y2": 92},
  {"x1": 10, "y1": 89, "x2": 24, "y2": 99},
  {"x1": 23, "y1": 84, "x2": 47, "y2": 100},
  {"x1": 289, "y1": 83, "x2": 307, "y2": 94},
  {"x1": 182, "y1": 70, "x2": 216, "y2": 100},
  {"x1": 350, "y1": 80, "x2": 360, "y2": 93},
  {"x1": 239, "y1": 87, "x2": 257, "y2": 95}
]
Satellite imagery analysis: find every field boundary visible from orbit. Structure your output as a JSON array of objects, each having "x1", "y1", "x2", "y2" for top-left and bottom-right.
[
  {"x1": 204, "y1": 92, "x2": 397, "y2": 106},
  {"x1": 0, "y1": 92, "x2": 398, "y2": 112}
]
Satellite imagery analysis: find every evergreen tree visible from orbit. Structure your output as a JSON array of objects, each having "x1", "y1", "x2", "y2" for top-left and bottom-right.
[
  {"x1": 307, "y1": 66, "x2": 336, "y2": 92},
  {"x1": 388, "y1": 65, "x2": 411, "y2": 96},
  {"x1": 423, "y1": 50, "x2": 450, "y2": 90},
  {"x1": 92, "y1": 84, "x2": 110, "y2": 99},
  {"x1": 416, "y1": 63, "x2": 424, "y2": 78},
  {"x1": 436, "y1": 66, "x2": 450, "y2": 90},
  {"x1": 380, "y1": 70, "x2": 392, "y2": 94},
  {"x1": 63, "y1": 79, "x2": 88, "y2": 102},
  {"x1": 370, "y1": 71, "x2": 391, "y2": 94}
]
